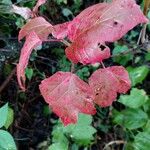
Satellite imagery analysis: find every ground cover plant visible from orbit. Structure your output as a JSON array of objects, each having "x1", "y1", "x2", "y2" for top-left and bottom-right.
[{"x1": 0, "y1": 0, "x2": 150, "y2": 149}]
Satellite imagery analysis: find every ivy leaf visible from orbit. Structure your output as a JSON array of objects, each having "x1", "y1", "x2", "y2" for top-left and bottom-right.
[
  {"x1": 64, "y1": 114, "x2": 96, "y2": 146},
  {"x1": 118, "y1": 88, "x2": 148, "y2": 108},
  {"x1": 112, "y1": 45, "x2": 132, "y2": 65},
  {"x1": 0, "y1": 103, "x2": 8, "y2": 128},
  {"x1": 17, "y1": 31, "x2": 42, "y2": 91},
  {"x1": 113, "y1": 108, "x2": 148, "y2": 130},
  {"x1": 133, "y1": 131, "x2": 150, "y2": 150},
  {"x1": 4, "y1": 107, "x2": 14, "y2": 129},
  {"x1": 0, "y1": 130, "x2": 16, "y2": 150},
  {"x1": 127, "y1": 66, "x2": 149, "y2": 86},
  {"x1": 53, "y1": 0, "x2": 147, "y2": 64},
  {"x1": 19, "y1": 17, "x2": 53, "y2": 41},
  {"x1": 39, "y1": 72, "x2": 96, "y2": 126},
  {"x1": 89, "y1": 66, "x2": 131, "y2": 107}
]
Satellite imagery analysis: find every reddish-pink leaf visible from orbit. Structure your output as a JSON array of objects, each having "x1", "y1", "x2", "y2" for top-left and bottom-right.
[
  {"x1": 53, "y1": 22, "x2": 70, "y2": 39},
  {"x1": 89, "y1": 66, "x2": 131, "y2": 107},
  {"x1": 17, "y1": 32, "x2": 42, "y2": 91},
  {"x1": 53, "y1": 0, "x2": 148, "y2": 64},
  {"x1": 19, "y1": 17, "x2": 53, "y2": 41},
  {"x1": 39, "y1": 72, "x2": 96, "y2": 126},
  {"x1": 11, "y1": 4, "x2": 32, "y2": 20},
  {"x1": 33, "y1": 0, "x2": 47, "y2": 13}
]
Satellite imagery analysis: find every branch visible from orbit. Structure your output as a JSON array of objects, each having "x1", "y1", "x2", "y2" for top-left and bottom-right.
[
  {"x1": 103, "y1": 140, "x2": 126, "y2": 150},
  {"x1": 0, "y1": 67, "x2": 16, "y2": 93}
]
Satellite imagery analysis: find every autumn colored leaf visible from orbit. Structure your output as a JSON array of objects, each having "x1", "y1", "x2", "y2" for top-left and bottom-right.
[
  {"x1": 19, "y1": 17, "x2": 53, "y2": 41},
  {"x1": 17, "y1": 32, "x2": 42, "y2": 91},
  {"x1": 39, "y1": 72, "x2": 96, "y2": 126},
  {"x1": 11, "y1": 4, "x2": 32, "y2": 20},
  {"x1": 53, "y1": 0, "x2": 148, "y2": 64},
  {"x1": 33, "y1": 0, "x2": 47, "y2": 14},
  {"x1": 89, "y1": 66, "x2": 131, "y2": 107}
]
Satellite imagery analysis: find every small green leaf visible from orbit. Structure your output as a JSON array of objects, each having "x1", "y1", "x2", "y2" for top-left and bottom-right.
[
  {"x1": 0, "y1": 130, "x2": 16, "y2": 150},
  {"x1": 113, "y1": 108, "x2": 148, "y2": 130},
  {"x1": 112, "y1": 45, "x2": 132, "y2": 65},
  {"x1": 127, "y1": 66, "x2": 149, "y2": 86},
  {"x1": 0, "y1": 103, "x2": 8, "y2": 128},
  {"x1": 133, "y1": 131, "x2": 150, "y2": 150},
  {"x1": 64, "y1": 114, "x2": 96, "y2": 146},
  {"x1": 48, "y1": 142, "x2": 68, "y2": 150},
  {"x1": 25, "y1": 68, "x2": 33, "y2": 80},
  {"x1": 118, "y1": 88, "x2": 148, "y2": 108},
  {"x1": 4, "y1": 107, "x2": 14, "y2": 129}
]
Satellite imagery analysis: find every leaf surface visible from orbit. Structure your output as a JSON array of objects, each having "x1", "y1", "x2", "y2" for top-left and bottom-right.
[
  {"x1": 33, "y1": 0, "x2": 47, "y2": 13},
  {"x1": 89, "y1": 66, "x2": 131, "y2": 107},
  {"x1": 19, "y1": 17, "x2": 53, "y2": 41},
  {"x1": 12, "y1": 5, "x2": 32, "y2": 20},
  {"x1": 39, "y1": 71, "x2": 96, "y2": 125},
  {"x1": 17, "y1": 32, "x2": 42, "y2": 91},
  {"x1": 53, "y1": 0, "x2": 148, "y2": 64}
]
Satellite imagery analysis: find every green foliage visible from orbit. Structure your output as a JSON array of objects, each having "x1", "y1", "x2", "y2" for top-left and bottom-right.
[
  {"x1": 49, "y1": 114, "x2": 96, "y2": 149},
  {"x1": 4, "y1": 107, "x2": 14, "y2": 129},
  {"x1": 132, "y1": 131, "x2": 150, "y2": 150},
  {"x1": 118, "y1": 88, "x2": 148, "y2": 108},
  {"x1": 25, "y1": 67, "x2": 34, "y2": 80},
  {"x1": 0, "y1": 103, "x2": 8, "y2": 128},
  {"x1": 112, "y1": 44, "x2": 132, "y2": 65},
  {"x1": 0, "y1": 104, "x2": 16, "y2": 150},
  {"x1": 127, "y1": 66, "x2": 149, "y2": 86},
  {"x1": 113, "y1": 108, "x2": 148, "y2": 130},
  {"x1": 0, "y1": 130, "x2": 16, "y2": 150}
]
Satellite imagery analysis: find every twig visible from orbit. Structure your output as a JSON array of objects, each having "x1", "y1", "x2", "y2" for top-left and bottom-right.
[
  {"x1": 103, "y1": 140, "x2": 126, "y2": 150},
  {"x1": 111, "y1": 42, "x2": 149, "y2": 58},
  {"x1": 0, "y1": 67, "x2": 16, "y2": 93}
]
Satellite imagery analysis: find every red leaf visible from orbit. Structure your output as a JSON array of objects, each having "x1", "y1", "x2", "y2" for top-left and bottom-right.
[
  {"x1": 17, "y1": 32, "x2": 42, "y2": 91},
  {"x1": 53, "y1": 22, "x2": 70, "y2": 39},
  {"x1": 19, "y1": 17, "x2": 53, "y2": 41},
  {"x1": 89, "y1": 66, "x2": 131, "y2": 107},
  {"x1": 33, "y1": 0, "x2": 47, "y2": 13},
  {"x1": 53, "y1": 0, "x2": 148, "y2": 64},
  {"x1": 39, "y1": 72, "x2": 96, "y2": 126},
  {"x1": 12, "y1": 4, "x2": 32, "y2": 20}
]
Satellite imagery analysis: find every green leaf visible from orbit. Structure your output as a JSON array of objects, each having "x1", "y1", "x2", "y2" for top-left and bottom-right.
[
  {"x1": 25, "y1": 68, "x2": 33, "y2": 80},
  {"x1": 0, "y1": 103, "x2": 8, "y2": 128},
  {"x1": 144, "y1": 120, "x2": 150, "y2": 133},
  {"x1": 127, "y1": 66, "x2": 149, "y2": 86},
  {"x1": 133, "y1": 131, "x2": 150, "y2": 150},
  {"x1": 1, "y1": 0, "x2": 12, "y2": 4},
  {"x1": 50, "y1": 124, "x2": 69, "y2": 150},
  {"x1": 48, "y1": 142, "x2": 68, "y2": 150},
  {"x1": 4, "y1": 107, "x2": 14, "y2": 129},
  {"x1": 113, "y1": 108, "x2": 148, "y2": 130},
  {"x1": 0, "y1": 130, "x2": 16, "y2": 150},
  {"x1": 112, "y1": 45, "x2": 132, "y2": 65},
  {"x1": 64, "y1": 114, "x2": 96, "y2": 146},
  {"x1": 118, "y1": 88, "x2": 148, "y2": 108}
]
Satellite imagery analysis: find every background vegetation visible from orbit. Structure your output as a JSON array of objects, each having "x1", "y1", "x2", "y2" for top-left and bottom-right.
[{"x1": 0, "y1": 0, "x2": 150, "y2": 150}]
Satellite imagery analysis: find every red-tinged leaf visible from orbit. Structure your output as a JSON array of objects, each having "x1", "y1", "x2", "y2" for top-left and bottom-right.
[
  {"x1": 39, "y1": 72, "x2": 96, "y2": 126},
  {"x1": 53, "y1": 22, "x2": 70, "y2": 39},
  {"x1": 33, "y1": 0, "x2": 47, "y2": 13},
  {"x1": 89, "y1": 66, "x2": 131, "y2": 107},
  {"x1": 11, "y1": 4, "x2": 32, "y2": 20},
  {"x1": 19, "y1": 17, "x2": 53, "y2": 41},
  {"x1": 53, "y1": 0, "x2": 148, "y2": 64},
  {"x1": 17, "y1": 32, "x2": 42, "y2": 91}
]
